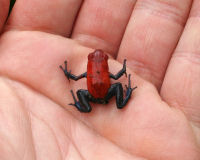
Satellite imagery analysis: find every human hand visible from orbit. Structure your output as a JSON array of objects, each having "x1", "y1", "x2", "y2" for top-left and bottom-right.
[{"x1": 0, "y1": 0, "x2": 199, "y2": 159}]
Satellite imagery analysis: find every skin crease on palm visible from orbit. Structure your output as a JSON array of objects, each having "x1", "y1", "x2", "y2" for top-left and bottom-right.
[{"x1": 0, "y1": 0, "x2": 200, "y2": 160}]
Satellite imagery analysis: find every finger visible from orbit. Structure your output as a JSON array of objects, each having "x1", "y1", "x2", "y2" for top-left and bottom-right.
[
  {"x1": 72, "y1": 0, "x2": 136, "y2": 56},
  {"x1": 161, "y1": 0, "x2": 200, "y2": 127},
  {"x1": 6, "y1": 0, "x2": 82, "y2": 36},
  {"x1": 117, "y1": 0, "x2": 192, "y2": 88},
  {"x1": 0, "y1": 0, "x2": 9, "y2": 32}
]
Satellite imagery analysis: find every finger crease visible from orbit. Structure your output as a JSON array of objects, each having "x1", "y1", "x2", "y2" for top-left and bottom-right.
[
  {"x1": 173, "y1": 51, "x2": 200, "y2": 66},
  {"x1": 129, "y1": 59, "x2": 163, "y2": 86},
  {"x1": 135, "y1": 0, "x2": 189, "y2": 26}
]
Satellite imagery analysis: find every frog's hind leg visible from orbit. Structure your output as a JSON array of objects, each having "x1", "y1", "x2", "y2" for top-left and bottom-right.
[
  {"x1": 105, "y1": 74, "x2": 137, "y2": 109},
  {"x1": 69, "y1": 89, "x2": 92, "y2": 113}
]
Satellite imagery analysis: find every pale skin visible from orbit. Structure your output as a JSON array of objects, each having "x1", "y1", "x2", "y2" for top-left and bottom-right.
[{"x1": 0, "y1": 0, "x2": 200, "y2": 159}]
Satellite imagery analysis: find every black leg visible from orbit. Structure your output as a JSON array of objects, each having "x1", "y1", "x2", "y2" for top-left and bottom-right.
[
  {"x1": 109, "y1": 59, "x2": 127, "y2": 80},
  {"x1": 60, "y1": 61, "x2": 87, "y2": 81},
  {"x1": 105, "y1": 74, "x2": 137, "y2": 109},
  {"x1": 69, "y1": 90, "x2": 92, "y2": 113}
]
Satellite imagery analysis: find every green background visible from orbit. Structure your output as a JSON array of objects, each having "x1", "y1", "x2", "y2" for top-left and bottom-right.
[{"x1": 9, "y1": 0, "x2": 16, "y2": 13}]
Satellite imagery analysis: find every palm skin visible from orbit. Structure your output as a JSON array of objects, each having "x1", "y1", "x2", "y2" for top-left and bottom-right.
[{"x1": 0, "y1": 0, "x2": 200, "y2": 160}]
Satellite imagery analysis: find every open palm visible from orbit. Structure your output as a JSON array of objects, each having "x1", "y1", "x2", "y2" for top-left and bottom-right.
[{"x1": 0, "y1": 0, "x2": 200, "y2": 159}]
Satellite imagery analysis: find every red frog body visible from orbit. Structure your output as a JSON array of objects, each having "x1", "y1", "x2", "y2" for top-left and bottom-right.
[
  {"x1": 60, "y1": 49, "x2": 136, "y2": 113},
  {"x1": 87, "y1": 50, "x2": 110, "y2": 98}
]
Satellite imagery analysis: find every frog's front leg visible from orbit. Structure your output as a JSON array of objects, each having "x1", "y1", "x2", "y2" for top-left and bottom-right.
[{"x1": 60, "y1": 61, "x2": 87, "y2": 81}]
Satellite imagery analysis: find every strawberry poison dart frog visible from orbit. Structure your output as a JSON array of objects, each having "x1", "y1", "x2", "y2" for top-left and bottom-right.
[{"x1": 60, "y1": 49, "x2": 137, "y2": 113}]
